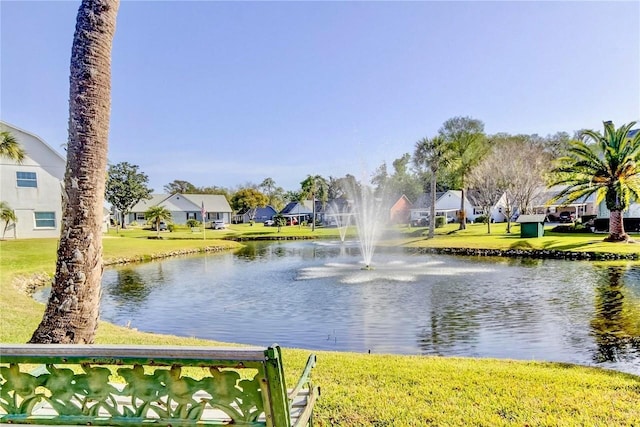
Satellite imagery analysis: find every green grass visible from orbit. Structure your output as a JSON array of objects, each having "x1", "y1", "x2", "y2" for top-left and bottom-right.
[
  {"x1": 1, "y1": 227, "x2": 640, "y2": 426},
  {"x1": 396, "y1": 222, "x2": 640, "y2": 256}
]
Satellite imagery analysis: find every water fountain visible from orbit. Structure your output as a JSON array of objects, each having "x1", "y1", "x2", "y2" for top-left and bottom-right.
[
  {"x1": 345, "y1": 182, "x2": 389, "y2": 270},
  {"x1": 325, "y1": 200, "x2": 352, "y2": 243}
]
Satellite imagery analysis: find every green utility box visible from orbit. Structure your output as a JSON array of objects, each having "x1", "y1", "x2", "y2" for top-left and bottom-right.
[{"x1": 516, "y1": 214, "x2": 546, "y2": 238}]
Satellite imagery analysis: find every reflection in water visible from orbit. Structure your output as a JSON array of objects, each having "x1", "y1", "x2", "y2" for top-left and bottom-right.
[
  {"x1": 110, "y1": 269, "x2": 150, "y2": 304},
  {"x1": 590, "y1": 267, "x2": 640, "y2": 364}
]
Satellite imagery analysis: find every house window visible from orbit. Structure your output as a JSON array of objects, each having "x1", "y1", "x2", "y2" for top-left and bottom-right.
[
  {"x1": 16, "y1": 172, "x2": 37, "y2": 188},
  {"x1": 187, "y1": 212, "x2": 196, "y2": 220},
  {"x1": 136, "y1": 213, "x2": 145, "y2": 221},
  {"x1": 34, "y1": 212, "x2": 56, "y2": 228}
]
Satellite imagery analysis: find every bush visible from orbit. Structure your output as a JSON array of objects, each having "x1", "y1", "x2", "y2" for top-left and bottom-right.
[
  {"x1": 129, "y1": 221, "x2": 138, "y2": 227},
  {"x1": 167, "y1": 224, "x2": 175, "y2": 232},
  {"x1": 474, "y1": 215, "x2": 488, "y2": 224},
  {"x1": 551, "y1": 224, "x2": 593, "y2": 233},
  {"x1": 186, "y1": 219, "x2": 200, "y2": 228},
  {"x1": 435, "y1": 216, "x2": 446, "y2": 228}
]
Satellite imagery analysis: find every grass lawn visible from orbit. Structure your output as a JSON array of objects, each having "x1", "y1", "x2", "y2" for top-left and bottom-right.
[
  {"x1": 394, "y1": 221, "x2": 640, "y2": 257},
  {"x1": 1, "y1": 225, "x2": 639, "y2": 426}
]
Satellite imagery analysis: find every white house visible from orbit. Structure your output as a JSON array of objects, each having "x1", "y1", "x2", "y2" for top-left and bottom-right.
[
  {"x1": 410, "y1": 190, "x2": 478, "y2": 223},
  {"x1": 0, "y1": 121, "x2": 66, "y2": 239},
  {"x1": 128, "y1": 193, "x2": 233, "y2": 226}
]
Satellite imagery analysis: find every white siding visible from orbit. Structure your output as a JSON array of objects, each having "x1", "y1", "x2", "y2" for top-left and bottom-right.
[{"x1": 0, "y1": 122, "x2": 66, "y2": 238}]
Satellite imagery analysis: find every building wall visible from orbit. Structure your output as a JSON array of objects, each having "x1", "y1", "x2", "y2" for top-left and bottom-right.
[
  {"x1": 389, "y1": 196, "x2": 411, "y2": 224},
  {"x1": 0, "y1": 123, "x2": 65, "y2": 239}
]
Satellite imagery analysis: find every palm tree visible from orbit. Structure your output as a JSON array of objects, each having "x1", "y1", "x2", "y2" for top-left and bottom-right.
[
  {"x1": 438, "y1": 116, "x2": 488, "y2": 230},
  {"x1": 30, "y1": 0, "x2": 120, "y2": 344},
  {"x1": 145, "y1": 206, "x2": 172, "y2": 238},
  {"x1": 414, "y1": 135, "x2": 448, "y2": 238},
  {"x1": 0, "y1": 201, "x2": 17, "y2": 239},
  {"x1": 548, "y1": 121, "x2": 640, "y2": 242},
  {"x1": 0, "y1": 130, "x2": 26, "y2": 163},
  {"x1": 301, "y1": 175, "x2": 328, "y2": 231}
]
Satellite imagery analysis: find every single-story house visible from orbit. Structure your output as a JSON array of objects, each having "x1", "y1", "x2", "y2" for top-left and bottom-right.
[
  {"x1": 532, "y1": 186, "x2": 597, "y2": 219},
  {"x1": 233, "y1": 205, "x2": 278, "y2": 224},
  {"x1": 410, "y1": 190, "x2": 478, "y2": 223},
  {"x1": 280, "y1": 201, "x2": 314, "y2": 224},
  {"x1": 322, "y1": 198, "x2": 353, "y2": 226},
  {"x1": 128, "y1": 193, "x2": 232, "y2": 226},
  {"x1": 0, "y1": 121, "x2": 66, "y2": 239}
]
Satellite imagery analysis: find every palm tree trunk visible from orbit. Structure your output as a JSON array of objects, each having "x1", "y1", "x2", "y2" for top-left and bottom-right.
[
  {"x1": 605, "y1": 210, "x2": 628, "y2": 242},
  {"x1": 428, "y1": 176, "x2": 436, "y2": 238},
  {"x1": 486, "y1": 213, "x2": 491, "y2": 234},
  {"x1": 30, "y1": 0, "x2": 119, "y2": 344},
  {"x1": 459, "y1": 187, "x2": 467, "y2": 230}
]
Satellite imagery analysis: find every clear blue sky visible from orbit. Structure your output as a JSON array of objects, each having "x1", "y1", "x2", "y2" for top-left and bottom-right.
[{"x1": 2, "y1": 1, "x2": 639, "y2": 193}]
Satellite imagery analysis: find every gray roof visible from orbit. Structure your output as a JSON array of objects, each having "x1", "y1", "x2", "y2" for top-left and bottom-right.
[
  {"x1": 130, "y1": 194, "x2": 170, "y2": 212},
  {"x1": 413, "y1": 192, "x2": 446, "y2": 209},
  {"x1": 517, "y1": 214, "x2": 546, "y2": 223},
  {"x1": 130, "y1": 193, "x2": 231, "y2": 213},
  {"x1": 181, "y1": 194, "x2": 232, "y2": 213}
]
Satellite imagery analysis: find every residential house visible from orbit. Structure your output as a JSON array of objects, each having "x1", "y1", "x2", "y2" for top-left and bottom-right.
[
  {"x1": 322, "y1": 198, "x2": 353, "y2": 226},
  {"x1": 532, "y1": 186, "x2": 597, "y2": 220},
  {"x1": 0, "y1": 121, "x2": 65, "y2": 239},
  {"x1": 410, "y1": 190, "x2": 478, "y2": 223},
  {"x1": 280, "y1": 200, "x2": 314, "y2": 224},
  {"x1": 128, "y1": 193, "x2": 232, "y2": 226},
  {"x1": 467, "y1": 191, "x2": 513, "y2": 223},
  {"x1": 389, "y1": 194, "x2": 412, "y2": 224},
  {"x1": 233, "y1": 205, "x2": 278, "y2": 224}
]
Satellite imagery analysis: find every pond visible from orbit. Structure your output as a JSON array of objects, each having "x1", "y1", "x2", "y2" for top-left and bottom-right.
[{"x1": 36, "y1": 240, "x2": 640, "y2": 375}]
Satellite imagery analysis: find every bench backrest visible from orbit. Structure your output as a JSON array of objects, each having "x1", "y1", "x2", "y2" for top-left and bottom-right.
[{"x1": 0, "y1": 344, "x2": 292, "y2": 426}]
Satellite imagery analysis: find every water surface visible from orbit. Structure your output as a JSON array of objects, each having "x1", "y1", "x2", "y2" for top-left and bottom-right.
[{"x1": 37, "y1": 241, "x2": 640, "y2": 374}]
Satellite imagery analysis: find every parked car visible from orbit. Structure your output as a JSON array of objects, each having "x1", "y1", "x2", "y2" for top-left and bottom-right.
[
  {"x1": 411, "y1": 218, "x2": 429, "y2": 227},
  {"x1": 264, "y1": 219, "x2": 275, "y2": 226},
  {"x1": 558, "y1": 211, "x2": 574, "y2": 223},
  {"x1": 158, "y1": 221, "x2": 168, "y2": 231},
  {"x1": 212, "y1": 220, "x2": 226, "y2": 230},
  {"x1": 286, "y1": 218, "x2": 298, "y2": 226}
]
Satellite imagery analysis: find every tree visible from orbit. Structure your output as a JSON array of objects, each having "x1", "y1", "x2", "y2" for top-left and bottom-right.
[
  {"x1": 144, "y1": 205, "x2": 172, "y2": 238},
  {"x1": 468, "y1": 151, "x2": 504, "y2": 234},
  {"x1": 273, "y1": 213, "x2": 286, "y2": 232},
  {"x1": 386, "y1": 153, "x2": 423, "y2": 202},
  {"x1": 548, "y1": 121, "x2": 640, "y2": 242},
  {"x1": 0, "y1": 201, "x2": 17, "y2": 239},
  {"x1": 327, "y1": 174, "x2": 358, "y2": 200},
  {"x1": 439, "y1": 116, "x2": 488, "y2": 229},
  {"x1": 489, "y1": 133, "x2": 552, "y2": 232},
  {"x1": 414, "y1": 135, "x2": 449, "y2": 238},
  {"x1": 230, "y1": 188, "x2": 269, "y2": 223},
  {"x1": 105, "y1": 162, "x2": 152, "y2": 230},
  {"x1": 30, "y1": 0, "x2": 120, "y2": 344},
  {"x1": 300, "y1": 175, "x2": 328, "y2": 231},
  {"x1": 164, "y1": 180, "x2": 197, "y2": 194},
  {"x1": 0, "y1": 130, "x2": 26, "y2": 163},
  {"x1": 259, "y1": 177, "x2": 285, "y2": 211}
]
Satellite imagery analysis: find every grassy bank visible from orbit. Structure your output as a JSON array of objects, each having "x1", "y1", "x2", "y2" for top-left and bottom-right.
[{"x1": 1, "y1": 227, "x2": 639, "y2": 426}]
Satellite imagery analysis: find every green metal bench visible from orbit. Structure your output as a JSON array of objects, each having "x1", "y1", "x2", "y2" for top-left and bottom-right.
[{"x1": 0, "y1": 344, "x2": 319, "y2": 426}]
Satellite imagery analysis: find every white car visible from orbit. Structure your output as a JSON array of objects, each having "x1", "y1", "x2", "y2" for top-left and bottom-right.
[
  {"x1": 212, "y1": 220, "x2": 226, "y2": 230},
  {"x1": 264, "y1": 220, "x2": 275, "y2": 226}
]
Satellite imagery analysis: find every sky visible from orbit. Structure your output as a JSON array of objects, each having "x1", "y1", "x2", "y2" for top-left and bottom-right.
[{"x1": 2, "y1": 1, "x2": 639, "y2": 193}]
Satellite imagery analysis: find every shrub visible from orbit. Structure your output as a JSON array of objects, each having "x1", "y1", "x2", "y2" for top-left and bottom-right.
[
  {"x1": 551, "y1": 224, "x2": 593, "y2": 233},
  {"x1": 474, "y1": 215, "x2": 488, "y2": 224},
  {"x1": 167, "y1": 224, "x2": 175, "y2": 232},
  {"x1": 186, "y1": 219, "x2": 200, "y2": 228},
  {"x1": 129, "y1": 221, "x2": 138, "y2": 227},
  {"x1": 435, "y1": 216, "x2": 446, "y2": 228}
]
